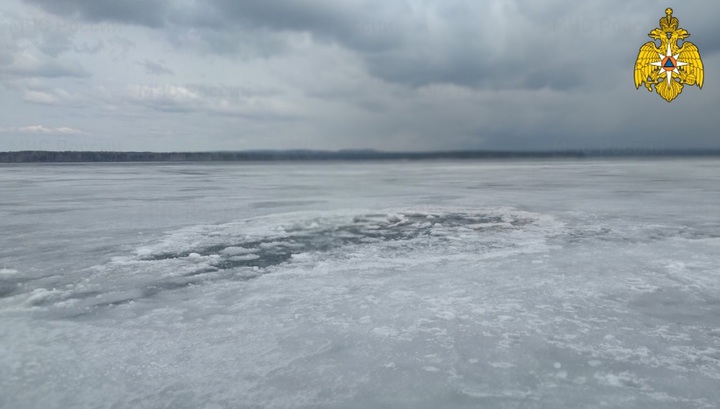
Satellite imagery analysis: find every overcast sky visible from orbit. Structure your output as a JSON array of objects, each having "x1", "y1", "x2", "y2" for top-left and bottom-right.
[{"x1": 1, "y1": 0, "x2": 718, "y2": 152}]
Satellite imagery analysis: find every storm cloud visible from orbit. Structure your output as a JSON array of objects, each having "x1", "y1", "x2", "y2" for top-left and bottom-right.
[{"x1": 1, "y1": 0, "x2": 719, "y2": 151}]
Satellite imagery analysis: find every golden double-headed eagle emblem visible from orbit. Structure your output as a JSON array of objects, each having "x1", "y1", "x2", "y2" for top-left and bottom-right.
[{"x1": 634, "y1": 8, "x2": 703, "y2": 102}]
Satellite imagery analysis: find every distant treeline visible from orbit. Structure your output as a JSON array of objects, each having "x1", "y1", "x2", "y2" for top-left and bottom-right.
[{"x1": 1, "y1": 149, "x2": 719, "y2": 163}]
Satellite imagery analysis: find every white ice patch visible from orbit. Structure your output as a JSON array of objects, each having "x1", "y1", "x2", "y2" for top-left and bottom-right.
[
  {"x1": 593, "y1": 371, "x2": 649, "y2": 390},
  {"x1": 228, "y1": 254, "x2": 260, "y2": 261},
  {"x1": 220, "y1": 246, "x2": 257, "y2": 256},
  {"x1": 135, "y1": 247, "x2": 153, "y2": 258},
  {"x1": 24, "y1": 288, "x2": 65, "y2": 307}
]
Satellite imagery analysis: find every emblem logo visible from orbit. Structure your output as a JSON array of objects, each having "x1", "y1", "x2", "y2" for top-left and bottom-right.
[{"x1": 634, "y1": 8, "x2": 704, "y2": 102}]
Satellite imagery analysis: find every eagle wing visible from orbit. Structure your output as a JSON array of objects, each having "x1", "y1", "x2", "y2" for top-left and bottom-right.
[
  {"x1": 678, "y1": 42, "x2": 703, "y2": 88},
  {"x1": 635, "y1": 42, "x2": 660, "y2": 89}
]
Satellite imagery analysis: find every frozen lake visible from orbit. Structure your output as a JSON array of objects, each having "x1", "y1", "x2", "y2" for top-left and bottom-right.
[{"x1": 1, "y1": 159, "x2": 719, "y2": 408}]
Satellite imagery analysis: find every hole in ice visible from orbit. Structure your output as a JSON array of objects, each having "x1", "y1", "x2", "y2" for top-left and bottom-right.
[
  {"x1": 141, "y1": 211, "x2": 529, "y2": 274},
  {"x1": 20, "y1": 208, "x2": 546, "y2": 313}
]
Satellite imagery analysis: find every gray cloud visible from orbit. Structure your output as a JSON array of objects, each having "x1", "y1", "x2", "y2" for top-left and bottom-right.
[
  {"x1": 19, "y1": 0, "x2": 719, "y2": 89},
  {"x1": 2, "y1": 0, "x2": 718, "y2": 152},
  {"x1": 22, "y1": 0, "x2": 170, "y2": 27},
  {"x1": 1, "y1": 57, "x2": 90, "y2": 78},
  {"x1": 138, "y1": 59, "x2": 173, "y2": 75}
]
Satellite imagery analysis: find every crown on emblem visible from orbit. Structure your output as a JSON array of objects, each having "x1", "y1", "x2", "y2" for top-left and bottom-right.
[{"x1": 660, "y1": 8, "x2": 679, "y2": 32}]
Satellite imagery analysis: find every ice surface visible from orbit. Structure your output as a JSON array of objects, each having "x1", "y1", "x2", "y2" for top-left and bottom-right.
[{"x1": 1, "y1": 160, "x2": 720, "y2": 409}]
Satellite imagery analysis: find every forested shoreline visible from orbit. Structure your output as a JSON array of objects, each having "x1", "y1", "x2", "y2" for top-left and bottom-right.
[{"x1": 1, "y1": 149, "x2": 719, "y2": 163}]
